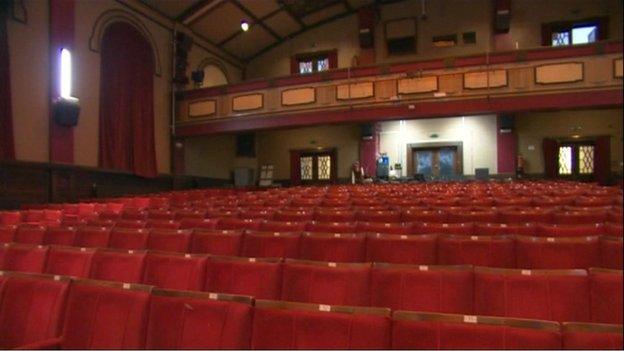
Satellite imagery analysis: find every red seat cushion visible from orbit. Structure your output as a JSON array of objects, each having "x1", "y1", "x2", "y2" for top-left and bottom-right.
[
  {"x1": 179, "y1": 218, "x2": 218, "y2": 230},
  {"x1": 145, "y1": 219, "x2": 181, "y2": 229},
  {"x1": 474, "y1": 267, "x2": 591, "y2": 322},
  {"x1": 44, "y1": 246, "x2": 95, "y2": 278},
  {"x1": 142, "y1": 252, "x2": 206, "y2": 291},
  {"x1": 146, "y1": 229, "x2": 192, "y2": 253},
  {"x1": 146, "y1": 290, "x2": 253, "y2": 349},
  {"x1": 0, "y1": 274, "x2": 71, "y2": 349},
  {"x1": 299, "y1": 232, "x2": 366, "y2": 263},
  {"x1": 204, "y1": 256, "x2": 282, "y2": 300},
  {"x1": 89, "y1": 249, "x2": 146, "y2": 283},
  {"x1": 251, "y1": 301, "x2": 391, "y2": 349},
  {"x1": 447, "y1": 210, "x2": 499, "y2": 223},
  {"x1": 392, "y1": 311, "x2": 561, "y2": 349},
  {"x1": 438, "y1": 235, "x2": 516, "y2": 268},
  {"x1": 190, "y1": 229, "x2": 242, "y2": 255},
  {"x1": 281, "y1": 260, "x2": 371, "y2": 306},
  {"x1": 0, "y1": 211, "x2": 22, "y2": 225},
  {"x1": 59, "y1": 280, "x2": 151, "y2": 349},
  {"x1": 589, "y1": 269, "x2": 623, "y2": 324},
  {"x1": 401, "y1": 210, "x2": 447, "y2": 223},
  {"x1": 553, "y1": 211, "x2": 608, "y2": 225},
  {"x1": 241, "y1": 231, "x2": 301, "y2": 259},
  {"x1": 371, "y1": 264, "x2": 473, "y2": 314},
  {"x1": 366, "y1": 233, "x2": 437, "y2": 265}
]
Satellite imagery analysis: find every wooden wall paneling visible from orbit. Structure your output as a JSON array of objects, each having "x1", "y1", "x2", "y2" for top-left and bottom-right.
[
  {"x1": 508, "y1": 67, "x2": 533, "y2": 90},
  {"x1": 614, "y1": 58, "x2": 623, "y2": 78},
  {"x1": 535, "y1": 62, "x2": 584, "y2": 84},
  {"x1": 374, "y1": 80, "x2": 397, "y2": 99},
  {"x1": 266, "y1": 89, "x2": 280, "y2": 111},
  {"x1": 397, "y1": 76, "x2": 438, "y2": 94},
  {"x1": 336, "y1": 82, "x2": 374, "y2": 100},
  {"x1": 585, "y1": 57, "x2": 611, "y2": 84},
  {"x1": 463, "y1": 69, "x2": 508, "y2": 89},
  {"x1": 232, "y1": 93, "x2": 264, "y2": 111},
  {"x1": 317, "y1": 85, "x2": 335, "y2": 105},
  {"x1": 188, "y1": 99, "x2": 217, "y2": 118},
  {"x1": 281, "y1": 87, "x2": 316, "y2": 106},
  {"x1": 438, "y1": 73, "x2": 463, "y2": 94}
]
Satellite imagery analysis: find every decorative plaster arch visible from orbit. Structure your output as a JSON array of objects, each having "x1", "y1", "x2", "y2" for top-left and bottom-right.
[
  {"x1": 89, "y1": 9, "x2": 162, "y2": 76},
  {"x1": 197, "y1": 57, "x2": 230, "y2": 84}
]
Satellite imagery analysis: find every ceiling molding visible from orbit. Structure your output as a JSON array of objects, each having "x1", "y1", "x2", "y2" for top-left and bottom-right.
[{"x1": 178, "y1": 0, "x2": 224, "y2": 25}]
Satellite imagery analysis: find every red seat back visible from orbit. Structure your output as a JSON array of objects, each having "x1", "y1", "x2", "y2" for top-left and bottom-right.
[
  {"x1": 89, "y1": 249, "x2": 146, "y2": 283},
  {"x1": 190, "y1": 229, "x2": 242, "y2": 255},
  {"x1": 204, "y1": 256, "x2": 282, "y2": 300},
  {"x1": 281, "y1": 260, "x2": 371, "y2": 306},
  {"x1": 299, "y1": 232, "x2": 366, "y2": 263},
  {"x1": 74, "y1": 226, "x2": 112, "y2": 248},
  {"x1": 305, "y1": 221, "x2": 357, "y2": 234},
  {"x1": 0, "y1": 225, "x2": 15, "y2": 243},
  {"x1": 474, "y1": 222, "x2": 536, "y2": 236},
  {"x1": 146, "y1": 289, "x2": 253, "y2": 349},
  {"x1": 356, "y1": 222, "x2": 413, "y2": 235},
  {"x1": 371, "y1": 263, "x2": 473, "y2": 314},
  {"x1": 516, "y1": 235, "x2": 600, "y2": 269},
  {"x1": 108, "y1": 228, "x2": 150, "y2": 250},
  {"x1": 43, "y1": 226, "x2": 77, "y2": 246},
  {"x1": 241, "y1": 231, "x2": 301, "y2": 259},
  {"x1": 0, "y1": 243, "x2": 48, "y2": 273},
  {"x1": 146, "y1": 229, "x2": 192, "y2": 253},
  {"x1": 44, "y1": 246, "x2": 95, "y2": 278},
  {"x1": 415, "y1": 222, "x2": 475, "y2": 235},
  {"x1": 589, "y1": 268, "x2": 623, "y2": 325},
  {"x1": 13, "y1": 224, "x2": 46, "y2": 245},
  {"x1": 438, "y1": 235, "x2": 516, "y2": 268},
  {"x1": 599, "y1": 236, "x2": 623, "y2": 269},
  {"x1": 142, "y1": 252, "x2": 206, "y2": 291}
]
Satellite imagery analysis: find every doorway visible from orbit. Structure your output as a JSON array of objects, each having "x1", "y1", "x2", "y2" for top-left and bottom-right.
[
  {"x1": 292, "y1": 148, "x2": 337, "y2": 185},
  {"x1": 407, "y1": 143, "x2": 463, "y2": 180}
]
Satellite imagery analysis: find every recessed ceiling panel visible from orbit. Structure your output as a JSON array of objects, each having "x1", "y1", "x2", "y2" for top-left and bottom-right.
[
  {"x1": 264, "y1": 10, "x2": 302, "y2": 37},
  {"x1": 191, "y1": 1, "x2": 249, "y2": 43},
  {"x1": 223, "y1": 26, "x2": 276, "y2": 60},
  {"x1": 141, "y1": 0, "x2": 201, "y2": 18},
  {"x1": 239, "y1": 0, "x2": 281, "y2": 18},
  {"x1": 301, "y1": 3, "x2": 346, "y2": 26},
  {"x1": 346, "y1": 0, "x2": 374, "y2": 8},
  {"x1": 283, "y1": 0, "x2": 341, "y2": 17}
]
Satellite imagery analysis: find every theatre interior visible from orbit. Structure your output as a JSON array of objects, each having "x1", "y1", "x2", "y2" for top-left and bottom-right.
[{"x1": 0, "y1": 0, "x2": 623, "y2": 349}]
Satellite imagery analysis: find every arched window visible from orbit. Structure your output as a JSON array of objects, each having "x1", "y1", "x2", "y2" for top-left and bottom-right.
[
  {"x1": 98, "y1": 22, "x2": 157, "y2": 177},
  {"x1": 202, "y1": 64, "x2": 228, "y2": 87}
]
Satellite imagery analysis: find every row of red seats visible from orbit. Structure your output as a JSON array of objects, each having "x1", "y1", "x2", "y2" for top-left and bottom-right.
[
  {"x1": 2, "y1": 224, "x2": 622, "y2": 269},
  {"x1": 1, "y1": 244, "x2": 621, "y2": 325},
  {"x1": 5, "y1": 205, "x2": 622, "y2": 226},
  {"x1": 1, "y1": 270, "x2": 620, "y2": 349}
]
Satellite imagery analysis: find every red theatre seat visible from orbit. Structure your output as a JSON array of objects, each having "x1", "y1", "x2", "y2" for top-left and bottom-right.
[
  {"x1": 239, "y1": 210, "x2": 274, "y2": 220},
  {"x1": 499, "y1": 208, "x2": 554, "y2": 223},
  {"x1": 121, "y1": 209, "x2": 148, "y2": 221},
  {"x1": 356, "y1": 210, "x2": 401, "y2": 223},
  {"x1": 392, "y1": 311, "x2": 562, "y2": 349},
  {"x1": 89, "y1": 249, "x2": 146, "y2": 283},
  {"x1": 146, "y1": 289, "x2": 253, "y2": 349},
  {"x1": 474, "y1": 222, "x2": 536, "y2": 236},
  {"x1": 147, "y1": 210, "x2": 176, "y2": 220},
  {"x1": 305, "y1": 221, "x2": 358, "y2": 234},
  {"x1": 114, "y1": 219, "x2": 147, "y2": 229},
  {"x1": 604, "y1": 223, "x2": 623, "y2": 237},
  {"x1": 204, "y1": 256, "x2": 282, "y2": 300},
  {"x1": 32, "y1": 280, "x2": 153, "y2": 349},
  {"x1": 446, "y1": 210, "x2": 499, "y2": 224},
  {"x1": 589, "y1": 268, "x2": 623, "y2": 325},
  {"x1": 562, "y1": 322, "x2": 623, "y2": 350},
  {"x1": 142, "y1": 252, "x2": 206, "y2": 291},
  {"x1": 281, "y1": 260, "x2": 371, "y2": 306},
  {"x1": 13, "y1": 224, "x2": 47, "y2": 245},
  {"x1": 179, "y1": 218, "x2": 218, "y2": 230},
  {"x1": 146, "y1": 229, "x2": 192, "y2": 253},
  {"x1": 356, "y1": 222, "x2": 413, "y2": 235},
  {"x1": 44, "y1": 246, "x2": 95, "y2": 278},
  {"x1": 0, "y1": 225, "x2": 15, "y2": 243},
  {"x1": 260, "y1": 220, "x2": 307, "y2": 232},
  {"x1": 474, "y1": 267, "x2": 591, "y2": 322},
  {"x1": 0, "y1": 211, "x2": 22, "y2": 225},
  {"x1": 371, "y1": 263, "x2": 473, "y2": 314},
  {"x1": 366, "y1": 233, "x2": 437, "y2": 265},
  {"x1": 251, "y1": 300, "x2": 391, "y2": 349},
  {"x1": 0, "y1": 243, "x2": 48, "y2": 273},
  {"x1": 108, "y1": 228, "x2": 150, "y2": 250},
  {"x1": 0, "y1": 273, "x2": 71, "y2": 349},
  {"x1": 515, "y1": 235, "x2": 600, "y2": 269},
  {"x1": 190, "y1": 229, "x2": 242, "y2": 256},
  {"x1": 538, "y1": 223, "x2": 604, "y2": 237},
  {"x1": 438, "y1": 235, "x2": 516, "y2": 268},
  {"x1": 553, "y1": 211, "x2": 608, "y2": 225},
  {"x1": 216, "y1": 218, "x2": 262, "y2": 231},
  {"x1": 414, "y1": 222, "x2": 475, "y2": 236},
  {"x1": 43, "y1": 226, "x2": 78, "y2": 246},
  {"x1": 599, "y1": 236, "x2": 623, "y2": 269},
  {"x1": 74, "y1": 226, "x2": 112, "y2": 248},
  {"x1": 299, "y1": 232, "x2": 366, "y2": 263},
  {"x1": 314, "y1": 209, "x2": 356, "y2": 222},
  {"x1": 145, "y1": 219, "x2": 181, "y2": 229},
  {"x1": 241, "y1": 231, "x2": 301, "y2": 259},
  {"x1": 274, "y1": 210, "x2": 314, "y2": 222}
]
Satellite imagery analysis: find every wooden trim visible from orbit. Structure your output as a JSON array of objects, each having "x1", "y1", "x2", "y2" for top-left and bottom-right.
[
  {"x1": 474, "y1": 266, "x2": 588, "y2": 276},
  {"x1": 281, "y1": 87, "x2": 317, "y2": 106},
  {"x1": 231, "y1": 93, "x2": 264, "y2": 112},
  {"x1": 72, "y1": 277, "x2": 154, "y2": 292},
  {"x1": 534, "y1": 62, "x2": 584, "y2": 85},
  {"x1": 188, "y1": 99, "x2": 217, "y2": 118},
  {"x1": 0, "y1": 270, "x2": 72, "y2": 283},
  {"x1": 440, "y1": 234, "x2": 514, "y2": 242},
  {"x1": 396, "y1": 75, "x2": 439, "y2": 95},
  {"x1": 588, "y1": 267, "x2": 624, "y2": 275},
  {"x1": 366, "y1": 233, "x2": 438, "y2": 241},
  {"x1": 562, "y1": 322, "x2": 623, "y2": 334},
  {"x1": 393, "y1": 311, "x2": 560, "y2": 331},
  {"x1": 285, "y1": 258, "x2": 371, "y2": 268},
  {"x1": 463, "y1": 69, "x2": 509, "y2": 90},
  {"x1": 255, "y1": 299, "x2": 391, "y2": 317},
  {"x1": 372, "y1": 262, "x2": 473, "y2": 271},
  {"x1": 515, "y1": 235, "x2": 600, "y2": 243},
  {"x1": 151, "y1": 288, "x2": 254, "y2": 305},
  {"x1": 193, "y1": 229, "x2": 243, "y2": 236},
  {"x1": 336, "y1": 81, "x2": 375, "y2": 100},
  {"x1": 614, "y1": 57, "x2": 623, "y2": 78},
  {"x1": 207, "y1": 255, "x2": 282, "y2": 264},
  {"x1": 245, "y1": 230, "x2": 302, "y2": 238},
  {"x1": 301, "y1": 232, "x2": 365, "y2": 239}
]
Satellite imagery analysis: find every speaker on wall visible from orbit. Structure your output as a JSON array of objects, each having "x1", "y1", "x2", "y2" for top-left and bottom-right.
[
  {"x1": 361, "y1": 123, "x2": 375, "y2": 140},
  {"x1": 52, "y1": 97, "x2": 80, "y2": 127},
  {"x1": 499, "y1": 115, "x2": 514, "y2": 133},
  {"x1": 236, "y1": 133, "x2": 255, "y2": 157},
  {"x1": 494, "y1": 0, "x2": 511, "y2": 33}
]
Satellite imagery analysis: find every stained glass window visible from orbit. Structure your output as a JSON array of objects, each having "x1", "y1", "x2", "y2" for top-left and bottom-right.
[
  {"x1": 317, "y1": 155, "x2": 331, "y2": 180},
  {"x1": 578, "y1": 145, "x2": 595, "y2": 174},
  {"x1": 558, "y1": 146, "x2": 572, "y2": 175},
  {"x1": 317, "y1": 58, "x2": 329, "y2": 72},
  {"x1": 552, "y1": 31, "x2": 570, "y2": 46},
  {"x1": 299, "y1": 61, "x2": 313, "y2": 74},
  {"x1": 300, "y1": 156, "x2": 313, "y2": 180}
]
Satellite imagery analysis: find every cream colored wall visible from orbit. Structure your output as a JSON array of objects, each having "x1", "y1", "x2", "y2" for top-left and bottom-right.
[
  {"x1": 246, "y1": 0, "x2": 622, "y2": 79},
  {"x1": 185, "y1": 43, "x2": 242, "y2": 89},
  {"x1": 516, "y1": 108, "x2": 623, "y2": 174},
  {"x1": 379, "y1": 115, "x2": 498, "y2": 175},
  {"x1": 256, "y1": 124, "x2": 361, "y2": 180},
  {"x1": 7, "y1": 0, "x2": 49, "y2": 162},
  {"x1": 184, "y1": 134, "x2": 257, "y2": 179}
]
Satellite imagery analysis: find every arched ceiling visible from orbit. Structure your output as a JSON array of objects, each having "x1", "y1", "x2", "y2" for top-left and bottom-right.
[{"x1": 141, "y1": 0, "x2": 405, "y2": 62}]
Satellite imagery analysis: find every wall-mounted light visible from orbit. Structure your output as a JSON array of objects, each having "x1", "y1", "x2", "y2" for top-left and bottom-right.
[
  {"x1": 60, "y1": 48, "x2": 72, "y2": 98},
  {"x1": 241, "y1": 20, "x2": 249, "y2": 32}
]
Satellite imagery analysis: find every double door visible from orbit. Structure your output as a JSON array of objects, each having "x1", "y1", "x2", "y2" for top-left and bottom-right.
[{"x1": 412, "y1": 146, "x2": 460, "y2": 180}]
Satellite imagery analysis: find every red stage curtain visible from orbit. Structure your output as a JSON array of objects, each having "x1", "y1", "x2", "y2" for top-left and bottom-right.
[
  {"x1": 290, "y1": 150, "x2": 301, "y2": 185},
  {"x1": 542, "y1": 138, "x2": 558, "y2": 178},
  {"x1": 0, "y1": 5, "x2": 15, "y2": 160},
  {"x1": 99, "y1": 22, "x2": 157, "y2": 178},
  {"x1": 594, "y1": 136, "x2": 611, "y2": 185}
]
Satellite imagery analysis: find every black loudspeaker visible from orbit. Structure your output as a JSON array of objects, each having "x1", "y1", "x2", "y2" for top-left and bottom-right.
[
  {"x1": 359, "y1": 28, "x2": 374, "y2": 49},
  {"x1": 236, "y1": 133, "x2": 255, "y2": 157},
  {"x1": 495, "y1": 12, "x2": 510, "y2": 33},
  {"x1": 52, "y1": 97, "x2": 80, "y2": 127},
  {"x1": 499, "y1": 115, "x2": 514, "y2": 133},
  {"x1": 361, "y1": 123, "x2": 374, "y2": 140}
]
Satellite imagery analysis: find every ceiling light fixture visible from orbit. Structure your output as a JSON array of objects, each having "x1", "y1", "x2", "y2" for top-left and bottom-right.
[{"x1": 241, "y1": 20, "x2": 249, "y2": 32}]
